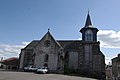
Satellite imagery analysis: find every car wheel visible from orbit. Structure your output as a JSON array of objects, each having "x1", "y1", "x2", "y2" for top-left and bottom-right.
[{"x1": 43, "y1": 71, "x2": 46, "y2": 74}]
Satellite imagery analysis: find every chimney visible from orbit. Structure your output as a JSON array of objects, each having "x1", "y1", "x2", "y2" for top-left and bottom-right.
[{"x1": 118, "y1": 54, "x2": 120, "y2": 57}]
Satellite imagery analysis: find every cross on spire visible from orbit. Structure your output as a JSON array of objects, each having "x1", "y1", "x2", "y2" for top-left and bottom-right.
[
  {"x1": 84, "y1": 11, "x2": 92, "y2": 27},
  {"x1": 48, "y1": 28, "x2": 50, "y2": 31},
  {"x1": 88, "y1": 9, "x2": 89, "y2": 14}
]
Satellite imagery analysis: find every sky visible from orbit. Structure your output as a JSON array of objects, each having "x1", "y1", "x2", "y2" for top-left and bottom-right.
[{"x1": 0, "y1": 0, "x2": 120, "y2": 64}]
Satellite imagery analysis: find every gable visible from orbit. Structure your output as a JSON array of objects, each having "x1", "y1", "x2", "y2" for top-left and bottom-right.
[{"x1": 35, "y1": 31, "x2": 61, "y2": 51}]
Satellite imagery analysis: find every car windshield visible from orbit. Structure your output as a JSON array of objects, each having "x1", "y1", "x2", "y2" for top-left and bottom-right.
[
  {"x1": 41, "y1": 67, "x2": 47, "y2": 69},
  {"x1": 26, "y1": 65, "x2": 32, "y2": 67}
]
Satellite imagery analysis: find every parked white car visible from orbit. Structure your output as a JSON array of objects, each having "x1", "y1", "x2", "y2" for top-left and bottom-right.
[
  {"x1": 24, "y1": 66, "x2": 37, "y2": 72},
  {"x1": 24, "y1": 66, "x2": 32, "y2": 71},
  {"x1": 36, "y1": 67, "x2": 48, "y2": 74},
  {"x1": 29, "y1": 67, "x2": 38, "y2": 72}
]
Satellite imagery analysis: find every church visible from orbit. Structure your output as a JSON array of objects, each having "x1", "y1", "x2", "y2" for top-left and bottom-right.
[{"x1": 19, "y1": 13, "x2": 105, "y2": 78}]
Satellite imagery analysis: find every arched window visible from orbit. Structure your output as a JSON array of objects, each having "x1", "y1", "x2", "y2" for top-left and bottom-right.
[
  {"x1": 44, "y1": 63, "x2": 48, "y2": 67},
  {"x1": 85, "y1": 30, "x2": 93, "y2": 41},
  {"x1": 44, "y1": 54, "x2": 49, "y2": 62}
]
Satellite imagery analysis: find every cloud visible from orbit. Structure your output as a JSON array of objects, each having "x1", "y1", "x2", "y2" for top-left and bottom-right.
[
  {"x1": 22, "y1": 42, "x2": 30, "y2": 46},
  {"x1": 98, "y1": 30, "x2": 120, "y2": 48},
  {"x1": 0, "y1": 42, "x2": 30, "y2": 60}
]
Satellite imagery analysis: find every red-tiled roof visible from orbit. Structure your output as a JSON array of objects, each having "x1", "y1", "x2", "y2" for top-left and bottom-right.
[
  {"x1": 0, "y1": 57, "x2": 18, "y2": 62},
  {"x1": 0, "y1": 57, "x2": 19, "y2": 65}
]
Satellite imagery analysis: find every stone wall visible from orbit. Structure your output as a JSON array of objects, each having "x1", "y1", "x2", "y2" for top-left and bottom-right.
[
  {"x1": 34, "y1": 32, "x2": 60, "y2": 72},
  {"x1": 68, "y1": 51, "x2": 78, "y2": 70}
]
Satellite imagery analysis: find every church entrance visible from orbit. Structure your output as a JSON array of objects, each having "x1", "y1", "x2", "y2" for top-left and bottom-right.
[{"x1": 43, "y1": 63, "x2": 48, "y2": 67}]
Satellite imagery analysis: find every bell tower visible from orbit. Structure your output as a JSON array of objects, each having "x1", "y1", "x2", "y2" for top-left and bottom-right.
[{"x1": 80, "y1": 12, "x2": 98, "y2": 41}]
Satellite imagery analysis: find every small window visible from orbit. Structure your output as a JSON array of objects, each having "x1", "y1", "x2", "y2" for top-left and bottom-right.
[
  {"x1": 85, "y1": 30, "x2": 93, "y2": 41},
  {"x1": 44, "y1": 63, "x2": 48, "y2": 67},
  {"x1": 44, "y1": 54, "x2": 49, "y2": 62}
]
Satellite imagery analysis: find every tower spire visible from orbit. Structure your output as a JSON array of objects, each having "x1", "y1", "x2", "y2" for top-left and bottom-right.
[
  {"x1": 88, "y1": 9, "x2": 89, "y2": 14},
  {"x1": 80, "y1": 12, "x2": 99, "y2": 41},
  {"x1": 84, "y1": 11, "x2": 92, "y2": 27}
]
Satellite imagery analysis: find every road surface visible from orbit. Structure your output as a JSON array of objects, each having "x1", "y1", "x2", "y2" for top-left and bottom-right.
[{"x1": 0, "y1": 70, "x2": 98, "y2": 80}]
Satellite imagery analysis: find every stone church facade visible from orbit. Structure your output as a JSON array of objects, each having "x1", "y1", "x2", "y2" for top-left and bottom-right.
[{"x1": 19, "y1": 13, "x2": 105, "y2": 78}]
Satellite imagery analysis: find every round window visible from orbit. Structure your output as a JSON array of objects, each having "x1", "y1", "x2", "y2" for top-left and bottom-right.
[{"x1": 44, "y1": 40, "x2": 50, "y2": 47}]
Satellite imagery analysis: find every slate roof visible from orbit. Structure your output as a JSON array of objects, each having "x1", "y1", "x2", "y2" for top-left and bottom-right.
[
  {"x1": 112, "y1": 54, "x2": 120, "y2": 62},
  {"x1": 80, "y1": 12, "x2": 98, "y2": 32},
  {"x1": 84, "y1": 13, "x2": 93, "y2": 28},
  {"x1": 22, "y1": 39, "x2": 82, "y2": 51},
  {"x1": 22, "y1": 31, "x2": 83, "y2": 51},
  {"x1": 57, "y1": 40, "x2": 82, "y2": 50},
  {"x1": 23, "y1": 40, "x2": 39, "y2": 49}
]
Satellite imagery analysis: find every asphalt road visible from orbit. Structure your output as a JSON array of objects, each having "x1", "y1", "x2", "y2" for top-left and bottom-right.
[{"x1": 0, "y1": 70, "x2": 98, "y2": 80}]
